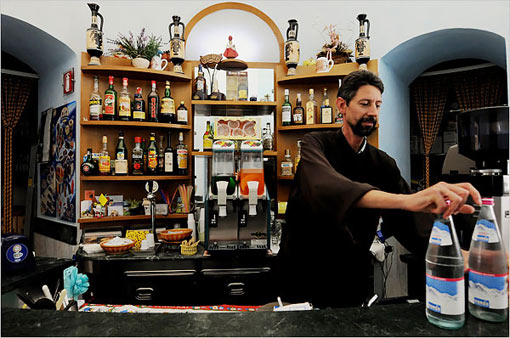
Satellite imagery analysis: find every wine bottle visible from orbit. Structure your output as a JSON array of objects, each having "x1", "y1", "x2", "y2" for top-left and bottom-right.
[
  {"x1": 103, "y1": 75, "x2": 117, "y2": 120},
  {"x1": 164, "y1": 131, "x2": 174, "y2": 175},
  {"x1": 132, "y1": 87, "x2": 146, "y2": 122},
  {"x1": 282, "y1": 89, "x2": 292, "y2": 126},
  {"x1": 147, "y1": 80, "x2": 159, "y2": 122},
  {"x1": 159, "y1": 81, "x2": 176, "y2": 123}
]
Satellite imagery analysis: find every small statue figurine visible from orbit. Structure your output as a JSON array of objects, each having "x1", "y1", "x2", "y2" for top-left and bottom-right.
[{"x1": 223, "y1": 35, "x2": 238, "y2": 59}]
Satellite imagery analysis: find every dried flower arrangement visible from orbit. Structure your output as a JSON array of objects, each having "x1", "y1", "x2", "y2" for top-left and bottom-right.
[
  {"x1": 316, "y1": 24, "x2": 353, "y2": 64},
  {"x1": 107, "y1": 28, "x2": 162, "y2": 60}
]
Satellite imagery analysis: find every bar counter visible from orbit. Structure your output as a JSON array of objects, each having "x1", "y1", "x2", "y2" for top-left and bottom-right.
[{"x1": 2, "y1": 303, "x2": 508, "y2": 337}]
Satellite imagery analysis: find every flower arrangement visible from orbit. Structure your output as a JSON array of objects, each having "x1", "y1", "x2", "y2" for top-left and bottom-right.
[
  {"x1": 316, "y1": 24, "x2": 353, "y2": 64},
  {"x1": 108, "y1": 28, "x2": 162, "y2": 60}
]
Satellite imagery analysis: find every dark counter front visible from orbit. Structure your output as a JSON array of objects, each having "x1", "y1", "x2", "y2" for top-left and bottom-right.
[{"x1": 2, "y1": 303, "x2": 508, "y2": 337}]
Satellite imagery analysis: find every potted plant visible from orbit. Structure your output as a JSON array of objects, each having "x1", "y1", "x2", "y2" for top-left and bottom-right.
[
  {"x1": 316, "y1": 24, "x2": 353, "y2": 64},
  {"x1": 108, "y1": 28, "x2": 162, "y2": 68}
]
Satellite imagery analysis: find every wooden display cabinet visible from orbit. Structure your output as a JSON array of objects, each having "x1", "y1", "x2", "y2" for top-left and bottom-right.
[{"x1": 79, "y1": 53, "x2": 193, "y2": 229}]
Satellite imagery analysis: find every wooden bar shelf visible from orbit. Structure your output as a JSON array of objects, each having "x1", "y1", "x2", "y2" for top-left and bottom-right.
[
  {"x1": 278, "y1": 124, "x2": 342, "y2": 131},
  {"x1": 80, "y1": 120, "x2": 192, "y2": 129},
  {"x1": 81, "y1": 175, "x2": 192, "y2": 181},
  {"x1": 192, "y1": 100, "x2": 277, "y2": 106},
  {"x1": 81, "y1": 65, "x2": 191, "y2": 82},
  {"x1": 78, "y1": 214, "x2": 188, "y2": 224},
  {"x1": 277, "y1": 175, "x2": 294, "y2": 180},
  {"x1": 191, "y1": 150, "x2": 277, "y2": 157}
]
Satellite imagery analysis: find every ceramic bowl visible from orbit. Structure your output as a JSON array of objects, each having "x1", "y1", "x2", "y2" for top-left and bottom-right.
[{"x1": 131, "y1": 57, "x2": 150, "y2": 69}]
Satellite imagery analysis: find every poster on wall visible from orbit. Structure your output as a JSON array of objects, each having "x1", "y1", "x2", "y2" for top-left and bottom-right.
[{"x1": 39, "y1": 101, "x2": 76, "y2": 222}]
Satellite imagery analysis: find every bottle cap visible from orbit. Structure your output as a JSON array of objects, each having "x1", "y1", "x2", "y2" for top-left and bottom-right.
[
  {"x1": 151, "y1": 80, "x2": 156, "y2": 86},
  {"x1": 481, "y1": 197, "x2": 494, "y2": 205},
  {"x1": 284, "y1": 89, "x2": 289, "y2": 95},
  {"x1": 134, "y1": 137, "x2": 141, "y2": 143}
]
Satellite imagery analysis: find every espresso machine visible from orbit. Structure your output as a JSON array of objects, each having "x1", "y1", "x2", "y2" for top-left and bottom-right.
[
  {"x1": 205, "y1": 140, "x2": 270, "y2": 252},
  {"x1": 441, "y1": 106, "x2": 509, "y2": 252}
]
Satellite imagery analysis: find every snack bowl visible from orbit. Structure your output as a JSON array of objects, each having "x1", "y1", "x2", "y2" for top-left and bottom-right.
[
  {"x1": 100, "y1": 238, "x2": 135, "y2": 253},
  {"x1": 159, "y1": 228, "x2": 192, "y2": 242}
]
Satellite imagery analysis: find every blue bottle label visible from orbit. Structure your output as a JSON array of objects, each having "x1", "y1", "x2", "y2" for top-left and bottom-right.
[
  {"x1": 429, "y1": 220, "x2": 452, "y2": 246},
  {"x1": 6, "y1": 243, "x2": 28, "y2": 263},
  {"x1": 468, "y1": 269, "x2": 508, "y2": 309},
  {"x1": 472, "y1": 219, "x2": 499, "y2": 243},
  {"x1": 426, "y1": 274, "x2": 465, "y2": 315}
]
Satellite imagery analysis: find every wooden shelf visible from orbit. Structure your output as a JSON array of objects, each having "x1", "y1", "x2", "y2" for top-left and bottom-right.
[
  {"x1": 277, "y1": 60, "x2": 377, "y2": 84},
  {"x1": 81, "y1": 175, "x2": 192, "y2": 181},
  {"x1": 80, "y1": 120, "x2": 192, "y2": 129},
  {"x1": 192, "y1": 100, "x2": 277, "y2": 106},
  {"x1": 278, "y1": 175, "x2": 294, "y2": 180},
  {"x1": 278, "y1": 124, "x2": 342, "y2": 131},
  {"x1": 78, "y1": 214, "x2": 188, "y2": 224},
  {"x1": 191, "y1": 150, "x2": 277, "y2": 157}
]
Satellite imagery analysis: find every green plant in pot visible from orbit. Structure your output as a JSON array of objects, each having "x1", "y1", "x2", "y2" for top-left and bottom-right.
[{"x1": 108, "y1": 28, "x2": 162, "y2": 68}]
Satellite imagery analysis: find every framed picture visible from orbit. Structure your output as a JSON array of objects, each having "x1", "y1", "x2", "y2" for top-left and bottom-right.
[{"x1": 214, "y1": 117, "x2": 261, "y2": 140}]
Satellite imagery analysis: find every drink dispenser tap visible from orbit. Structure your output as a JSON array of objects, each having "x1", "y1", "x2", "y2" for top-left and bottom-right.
[
  {"x1": 145, "y1": 180, "x2": 159, "y2": 247},
  {"x1": 240, "y1": 141, "x2": 265, "y2": 216}
]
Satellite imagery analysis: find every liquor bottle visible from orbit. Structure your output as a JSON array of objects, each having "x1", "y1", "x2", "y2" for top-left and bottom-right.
[
  {"x1": 262, "y1": 123, "x2": 273, "y2": 150},
  {"x1": 468, "y1": 197, "x2": 508, "y2": 322},
  {"x1": 141, "y1": 138, "x2": 148, "y2": 173},
  {"x1": 335, "y1": 79, "x2": 343, "y2": 124},
  {"x1": 320, "y1": 88, "x2": 333, "y2": 124},
  {"x1": 114, "y1": 131, "x2": 128, "y2": 175},
  {"x1": 425, "y1": 207, "x2": 465, "y2": 330},
  {"x1": 294, "y1": 139, "x2": 302, "y2": 172},
  {"x1": 176, "y1": 132, "x2": 188, "y2": 175},
  {"x1": 176, "y1": 101, "x2": 188, "y2": 125},
  {"x1": 132, "y1": 87, "x2": 146, "y2": 121},
  {"x1": 209, "y1": 77, "x2": 222, "y2": 100},
  {"x1": 147, "y1": 80, "x2": 159, "y2": 122},
  {"x1": 81, "y1": 148, "x2": 98, "y2": 176},
  {"x1": 192, "y1": 64, "x2": 207, "y2": 100},
  {"x1": 131, "y1": 137, "x2": 144, "y2": 175},
  {"x1": 146, "y1": 133, "x2": 158, "y2": 174},
  {"x1": 292, "y1": 93, "x2": 304, "y2": 125},
  {"x1": 305, "y1": 88, "x2": 317, "y2": 125},
  {"x1": 159, "y1": 81, "x2": 176, "y2": 123},
  {"x1": 98, "y1": 135, "x2": 111, "y2": 175},
  {"x1": 281, "y1": 149, "x2": 293, "y2": 176},
  {"x1": 103, "y1": 75, "x2": 117, "y2": 120},
  {"x1": 282, "y1": 89, "x2": 292, "y2": 126},
  {"x1": 118, "y1": 77, "x2": 131, "y2": 121},
  {"x1": 89, "y1": 76, "x2": 102, "y2": 120},
  {"x1": 164, "y1": 131, "x2": 174, "y2": 175},
  {"x1": 203, "y1": 121, "x2": 214, "y2": 151},
  {"x1": 157, "y1": 135, "x2": 165, "y2": 174}
]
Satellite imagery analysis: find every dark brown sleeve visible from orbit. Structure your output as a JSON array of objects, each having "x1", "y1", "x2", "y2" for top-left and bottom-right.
[{"x1": 296, "y1": 133, "x2": 377, "y2": 224}]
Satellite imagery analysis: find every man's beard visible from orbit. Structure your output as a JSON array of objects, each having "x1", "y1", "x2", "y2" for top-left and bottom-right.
[{"x1": 349, "y1": 116, "x2": 377, "y2": 137}]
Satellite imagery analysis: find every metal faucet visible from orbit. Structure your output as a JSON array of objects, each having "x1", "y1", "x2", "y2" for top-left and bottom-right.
[{"x1": 145, "y1": 180, "x2": 160, "y2": 253}]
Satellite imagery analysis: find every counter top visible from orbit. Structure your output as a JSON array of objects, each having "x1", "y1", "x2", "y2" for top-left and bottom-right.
[
  {"x1": 1, "y1": 257, "x2": 73, "y2": 294},
  {"x1": 2, "y1": 303, "x2": 508, "y2": 336}
]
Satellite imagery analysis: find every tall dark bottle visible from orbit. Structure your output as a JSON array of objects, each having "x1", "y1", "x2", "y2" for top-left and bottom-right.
[
  {"x1": 114, "y1": 131, "x2": 128, "y2": 175},
  {"x1": 192, "y1": 65, "x2": 207, "y2": 100},
  {"x1": 103, "y1": 75, "x2": 117, "y2": 120},
  {"x1": 81, "y1": 148, "x2": 98, "y2": 176},
  {"x1": 176, "y1": 132, "x2": 188, "y2": 176},
  {"x1": 157, "y1": 135, "x2": 165, "y2": 174},
  {"x1": 147, "y1": 80, "x2": 159, "y2": 122},
  {"x1": 132, "y1": 87, "x2": 146, "y2": 122},
  {"x1": 159, "y1": 81, "x2": 176, "y2": 123},
  {"x1": 164, "y1": 131, "x2": 174, "y2": 175}
]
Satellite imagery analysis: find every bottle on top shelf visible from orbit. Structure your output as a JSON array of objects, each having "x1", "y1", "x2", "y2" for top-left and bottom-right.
[
  {"x1": 114, "y1": 131, "x2": 128, "y2": 175},
  {"x1": 425, "y1": 207, "x2": 465, "y2": 330},
  {"x1": 164, "y1": 131, "x2": 174, "y2": 175},
  {"x1": 159, "y1": 81, "x2": 176, "y2": 123},
  {"x1": 157, "y1": 135, "x2": 165, "y2": 174},
  {"x1": 131, "y1": 137, "x2": 144, "y2": 175},
  {"x1": 192, "y1": 64, "x2": 207, "y2": 100},
  {"x1": 132, "y1": 87, "x2": 146, "y2": 122},
  {"x1": 103, "y1": 75, "x2": 117, "y2": 120},
  {"x1": 320, "y1": 87, "x2": 333, "y2": 124},
  {"x1": 176, "y1": 101, "x2": 188, "y2": 125},
  {"x1": 146, "y1": 132, "x2": 158, "y2": 174},
  {"x1": 468, "y1": 197, "x2": 508, "y2": 322},
  {"x1": 89, "y1": 75, "x2": 102, "y2": 120},
  {"x1": 292, "y1": 93, "x2": 304, "y2": 125},
  {"x1": 305, "y1": 88, "x2": 317, "y2": 125},
  {"x1": 203, "y1": 121, "x2": 214, "y2": 151},
  {"x1": 281, "y1": 149, "x2": 293, "y2": 176},
  {"x1": 99, "y1": 135, "x2": 111, "y2": 175},
  {"x1": 176, "y1": 131, "x2": 188, "y2": 175},
  {"x1": 81, "y1": 148, "x2": 98, "y2": 176},
  {"x1": 118, "y1": 77, "x2": 131, "y2": 121},
  {"x1": 147, "y1": 80, "x2": 159, "y2": 123},
  {"x1": 281, "y1": 89, "x2": 292, "y2": 126}
]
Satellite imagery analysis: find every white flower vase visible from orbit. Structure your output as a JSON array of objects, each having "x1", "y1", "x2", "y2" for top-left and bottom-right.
[{"x1": 132, "y1": 57, "x2": 150, "y2": 69}]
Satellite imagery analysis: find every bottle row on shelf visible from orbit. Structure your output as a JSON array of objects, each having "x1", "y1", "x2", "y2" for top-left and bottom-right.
[
  {"x1": 81, "y1": 131, "x2": 188, "y2": 177},
  {"x1": 89, "y1": 75, "x2": 188, "y2": 124},
  {"x1": 281, "y1": 87, "x2": 343, "y2": 126}
]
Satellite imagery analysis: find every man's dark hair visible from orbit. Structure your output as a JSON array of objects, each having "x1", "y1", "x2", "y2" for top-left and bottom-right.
[{"x1": 337, "y1": 70, "x2": 384, "y2": 105}]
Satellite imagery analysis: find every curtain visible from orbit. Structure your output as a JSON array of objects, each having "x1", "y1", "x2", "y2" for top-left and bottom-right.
[
  {"x1": 411, "y1": 76, "x2": 448, "y2": 187},
  {"x1": 2, "y1": 74, "x2": 33, "y2": 234},
  {"x1": 450, "y1": 66, "x2": 504, "y2": 111}
]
